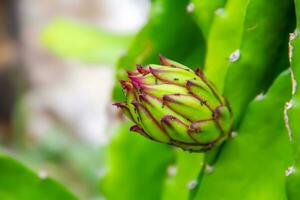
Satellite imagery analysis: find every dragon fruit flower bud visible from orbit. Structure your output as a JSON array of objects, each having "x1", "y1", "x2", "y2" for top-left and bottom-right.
[{"x1": 114, "y1": 55, "x2": 233, "y2": 152}]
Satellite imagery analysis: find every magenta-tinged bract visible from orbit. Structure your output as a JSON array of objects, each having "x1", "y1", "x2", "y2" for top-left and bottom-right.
[{"x1": 114, "y1": 55, "x2": 233, "y2": 152}]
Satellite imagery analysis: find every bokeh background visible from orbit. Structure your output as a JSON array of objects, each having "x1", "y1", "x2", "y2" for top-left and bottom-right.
[{"x1": 0, "y1": 0, "x2": 150, "y2": 199}]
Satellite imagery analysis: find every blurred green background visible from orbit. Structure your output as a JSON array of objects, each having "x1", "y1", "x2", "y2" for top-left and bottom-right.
[{"x1": 0, "y1": 0, "x2": 149, "y2": 199}]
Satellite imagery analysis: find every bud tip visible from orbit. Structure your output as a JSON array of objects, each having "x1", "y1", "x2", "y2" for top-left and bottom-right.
[
  {"x1": 120, "y1": 80, "x2": 132, "y2": 91},
  {"x1": 112, "y1": 102, "x2": 126, "y2": 108},
  {"x1": 159, "y1": 54, "x2": 169, "y2": 65},
  {"x1": 195, "y1": 68, "x2": 204, "y2": 78},
  {"x1": 136, "y1": 64, "x2": 149, "y2": 75}
]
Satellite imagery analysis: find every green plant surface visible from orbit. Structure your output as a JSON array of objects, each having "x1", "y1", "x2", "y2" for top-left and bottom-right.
[
  {"x1": 100, "y1": 123, "x2": 174, "y2": 200},
  {"x1": 41, "y1": 18, "x2": 133, "y2": 64},
  {"x1": 191, "y1": 0, "x2": 227, "y2": 39},
  {"x1": 162, "y1": 150, "x2": 203, "y2": 200},
  {"x1": 203, "y1": 0, "x2": 248, "y2": 91},
  {"x1": 0, "y1": 153, "x2": 78, "y2": 200},
  {"x1": 193, "y1": 70, "x2": 293, "y2": 200},
  {"x1": 286, "y1": 0, "x2": 300, "y2": 198},
  {"x1": 223, "y1": 0, "x2": 294, "y2": 122},
  {"x1": 113, "y1": 0, "x2": 206, "y2": 101}
]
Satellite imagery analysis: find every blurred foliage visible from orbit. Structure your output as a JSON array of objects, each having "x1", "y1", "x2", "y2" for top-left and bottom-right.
[
  {"x1": 0, "y1": 152, "x2": 77, "y2": 200},
  {"x1": 41, "y1": 18, "x2": 133, "y2": 64},
  {"x1": 191, "y1": 0, "x2": 226, "y2": 40},
  {"x1": 100, "y1": 123, "x2": 174, "y2": 200}
]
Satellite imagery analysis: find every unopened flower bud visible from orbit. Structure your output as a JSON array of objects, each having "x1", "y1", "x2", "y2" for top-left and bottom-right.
[{"x1": 114, "y1": 55, "x2": 233, "y2": 152}]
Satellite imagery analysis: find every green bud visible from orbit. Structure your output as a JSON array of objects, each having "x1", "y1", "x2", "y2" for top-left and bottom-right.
[{"x1": 114, "y1": 55, "x2": 233, "y2": 152}]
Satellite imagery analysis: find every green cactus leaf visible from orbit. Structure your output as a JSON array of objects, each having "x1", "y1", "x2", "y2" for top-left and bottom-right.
[
  {"x1": 41, "y1": 18, "x2": 133, "y2": 64},
  {"x1": 193, "y1": 70, "x2": 293, "y2": 200},
  {"x1": 191, "y1": 0, "x2": 227, "y2": 39},
  {"x1": 162, "y1": 150, "x2": 203, "y2": 200},
  {"x1": 223, "y1": 0, "x2": 294, "y2": 121},
  {"x1": 0, "y1": 153, "x2": 78, "y2": 200},
  {"x1": 285, "y1": 1, "x2": 300, "y2": 198},
  {"x1": 100, "y1": 123, "x2": 174, "y2": 200},
  {"x1": 113, "y1": 0, "x2": 206, "y2": 101},
  {"x1": 203, "y1": 0, "x2": 248, "y2": 91}
]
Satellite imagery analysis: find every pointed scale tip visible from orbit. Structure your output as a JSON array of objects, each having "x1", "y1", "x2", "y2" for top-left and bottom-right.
[
  {"x1": 127, "y1": 70, "x2": 139, "y2": 76},
  {"x1": 161, "y1": 115, "x2": 189, "y2": 129},
  {"x1": 138, "y1": 93, "x2": 148, "y2": 102},
  {"x1": 112, "y1": 102, "x2": 127, "y2": 108},
  {"x1": 148, "y1": 67, "x2": 160, "y2": 78},
  {"x1": 161, "y1": 115, "x2": 176, "y2": 123},
  {"x1": 120, "y1": 80, "x2": 133, "y2": 92},
  {"x1": 186, "y1": 80, "x2": 196, "y2": 90},
  {"x1": 159, "y1": 54, "x2": 169, "y2": 65},
  {"x1": 195, "y1": 68, "x2": 204, "y2": 78},
  {"x1": 213, "y1": 105, "x2": 225, "y2": 120},
  {"x1": 189, "y1": 119, "x2": 213, "y2": 132},
  {"x1": 136, "y1": 64, "x2": 149, "y2": 75},
  {"x1": 131, "y1": 78, "x2": 143, "y2": 90},
  {"x1": 130, "y1": 124, "x2": 142, "y2": 132},
  {"x1": 162, "y1": 94, "x2": 180, "y2": 104},
  {"x1": 128, "y1": 76, "x2": 144, "y2": 85},
  {"x1": 131, "y1": 100, "x2": 141, "y2": 108},
  {"x1": 130, "y1": 125, "x2": 155, "y2": 141}
]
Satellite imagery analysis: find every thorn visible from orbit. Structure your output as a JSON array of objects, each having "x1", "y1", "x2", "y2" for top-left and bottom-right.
[
  {"x1": 255, "y1": 93, "x2": 265, "y2": 101},
  {"x1": 187, "y1": 180, "x2": 198, "y2": 190},
  {"x1": 38, "y1": 169, "x2": 48, "y2": 179},
  {"x1": 205, "y1": 164, "x2": 213, "y2": 173},
  {"x1": 229, "y1": 49, "x2": 240, "y2": 63},
  {"x1": 167, "y1": 165, "x2": 177, "y2": 176},
  {"x1": 286, "y1": 165, "x2": 295, "y2": 176},
  {"x1": 231, "y1": 131, "x2": 238, "y2": 138},
  {"x1": 186, "y1": 3, "x2": 195, "y2": 13}
]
